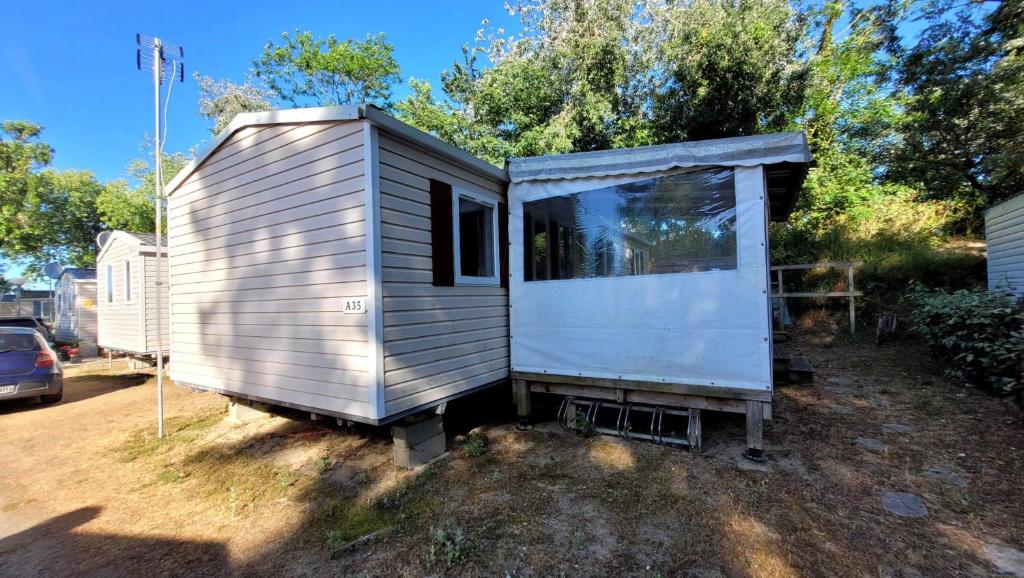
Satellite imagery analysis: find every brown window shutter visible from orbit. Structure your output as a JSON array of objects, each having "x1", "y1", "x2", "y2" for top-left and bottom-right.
[
  {"x1": 429, "y1": 179, "x2": 454, "y2": 287},
  {"x1": 499, "y1": 201, "x2": 509, "y2": 288}
]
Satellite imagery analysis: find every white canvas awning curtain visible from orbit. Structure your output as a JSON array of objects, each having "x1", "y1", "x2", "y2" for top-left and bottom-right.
[
  {"x1": 507, "y1": 132, "x2": 811, "y2": 183},
  {"x1": 507, "y1": 132, "x2": 812, "y2": 394}
]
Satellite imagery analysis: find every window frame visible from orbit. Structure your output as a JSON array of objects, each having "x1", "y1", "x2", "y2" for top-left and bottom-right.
[
  {"x1": 106, "y1": 264, "x2": 114, "y2": 303},
  {"x1": 452, "y1": 186, "x2": 501, "y2": 287},
  {"x1": 124, "y1": 259, "x2": 132, "y2": 303}
]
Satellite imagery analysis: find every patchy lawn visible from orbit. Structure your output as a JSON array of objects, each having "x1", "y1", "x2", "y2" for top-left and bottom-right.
[{"x1": 0, "y1": 334, "x2": 1022, "y2": 577}]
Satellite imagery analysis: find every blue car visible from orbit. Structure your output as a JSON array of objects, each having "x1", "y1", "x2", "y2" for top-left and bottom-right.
[{"x1": 0, "y1": 327, "x2": 63, "y2": 404}]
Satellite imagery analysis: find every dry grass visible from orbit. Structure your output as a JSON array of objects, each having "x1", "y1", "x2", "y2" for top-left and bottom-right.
[{"x1": 2, "y1": 330, "x2": 1023, "y2": 577}]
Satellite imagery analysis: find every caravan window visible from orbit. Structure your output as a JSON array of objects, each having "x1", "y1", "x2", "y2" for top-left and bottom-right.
[
  {"x1": 124, "y1": 260, "x2": 132, "y2": 303},
  {"x1": 106, "y1": 265, "x2": 113, "y2": 303},
  {"x1": 523, "y1": 168, "x2": 737, "y2": 281},
  {"x1": 453, "y1": 188, "x2": 499, "y2": 285}
]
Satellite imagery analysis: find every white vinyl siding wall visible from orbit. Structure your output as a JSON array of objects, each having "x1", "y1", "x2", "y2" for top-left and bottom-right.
[
  {"x1": 986, "y1": 194, "x2": 1024, "y2": 298},
  {"x1": 142, "y1": 252, "x2": 170, "y2": 354},
  {"x1": 377, "y1": 133, "x2": 510, "y2": 416},
  {"x1": 55, "y1": 276, "x2": 97, "y2": 345},
  {"x1": 54, "y1": 276, "x2": 76, "y2": 343},
  {"x1": 167, "y1": 120, "x2": 373, "y2": 420},
  {"x1": 97, "y1": 239, "x2": 144, "y2": 352}
]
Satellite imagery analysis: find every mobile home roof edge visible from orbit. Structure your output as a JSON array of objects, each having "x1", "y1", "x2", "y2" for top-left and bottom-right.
[
  {"x1": 96, "y1": 230, "x2": 167, "y2": 262},
  {"x1": 507, "y1": 131, "x2": 812, "y2": 182},
  {"x1": 164, "y1": 105, "x2": 508, "y2": 195}
]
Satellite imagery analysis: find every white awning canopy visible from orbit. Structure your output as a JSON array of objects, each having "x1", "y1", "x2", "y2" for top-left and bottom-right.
[{"x1": 507, "y1": 132, "x2": 811, "y2": 183}]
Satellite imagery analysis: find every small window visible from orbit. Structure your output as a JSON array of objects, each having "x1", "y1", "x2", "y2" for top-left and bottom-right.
[
  {"x1": 124, "y1": 260, "x2": 132, "y2": 303},
  {"x1": 453, "y1": 189, "x2": 500, "y2": 285},
  {"x1": 106, "y1": 265, "x2": 113, "y2": 303}
]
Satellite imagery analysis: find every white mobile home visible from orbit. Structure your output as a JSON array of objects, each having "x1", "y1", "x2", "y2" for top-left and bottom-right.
[
  {"x1": 0, "y1": 289, "x2": 53, "y2": 318},
  {"x1": 507, "y1": 134, "x2": 812, "y2": 455},
  {"x1": 96, "y1": 231, "x2": 169, "y2": 357},
  {"x1": 54, "y1": 268, "x2": 98, "y2": 355},
  {"x1": 985, "y1": 193, "x2": 1024, "y2": 298},
  {"x1": 164, "y1": 105, "x2": 509, "y2": 424}
]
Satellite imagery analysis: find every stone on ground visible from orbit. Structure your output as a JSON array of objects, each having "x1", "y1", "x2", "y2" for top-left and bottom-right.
[
  {"x1": 855, "y1": 437, "x2": 886, "y2": 452},
  {"x1": 983, "y1": 543, "x2": 1024, "y2": 577},
  {"x1": 881, "y1": 491, "x2": 928, "y2": 518},
  {"x1": 883, "y1": 423, "x2": 913, "y2": 434},
  {"x1": 923, "y1": 464, "x2": 968, "y2": 488}
]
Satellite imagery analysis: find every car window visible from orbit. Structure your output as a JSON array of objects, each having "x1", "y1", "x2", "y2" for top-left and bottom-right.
[
  {"x1": 0, "y1": 334, "x2": 39, "y2": 351},
  {"x1": 0, "y1": 320, "x2": 36, "y2": 329}
]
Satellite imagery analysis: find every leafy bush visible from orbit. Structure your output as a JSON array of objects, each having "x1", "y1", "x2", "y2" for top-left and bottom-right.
[
  {"x1": 462, "y1": 431, "x2": 489, "y2": 458},
  {"x1": 428, "y1": 525, "x2": 469, "y2": 569},
  {"x1": 906, "y1": 284, "x2": 1024, "y2": 404}
]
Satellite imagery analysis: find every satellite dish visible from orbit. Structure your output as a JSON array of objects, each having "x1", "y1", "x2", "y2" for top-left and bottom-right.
[
  {"x1": 44, "y1": 263, "x2": 63, "y2": 280},
  {"x1": 96, "y1": 231, "x2": 113, "y2": 249}
]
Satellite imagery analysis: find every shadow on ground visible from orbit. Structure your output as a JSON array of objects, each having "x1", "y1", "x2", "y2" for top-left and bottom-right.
[
  {"x1": 0, "y1": 507, "x2": 231, "y2": 577},
  {"x1": 0, "y1": 371, "x2": 151, "y2": 416}
]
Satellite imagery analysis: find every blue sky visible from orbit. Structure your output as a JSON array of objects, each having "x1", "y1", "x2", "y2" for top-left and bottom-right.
[{"x1": 1, "y1": 0, "x2": 519, "y2": 287}]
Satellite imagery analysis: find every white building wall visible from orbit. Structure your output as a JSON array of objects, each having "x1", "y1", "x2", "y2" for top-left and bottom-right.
[
  {"x1": 377, "y1": 133, "x2": 510, "y2": 416},
  {"x1": 509, "y1": 166, "x2": 772, "y2": 393},
  {"x1": 167, "y1": 120, "x2": 374, "y2": 420},
  {"x1": 97, "y1": 238, "x2": 144, "y2": 353},
  {"x1": 986, "y1": 194, "x2": 1024, "y2": 298}
]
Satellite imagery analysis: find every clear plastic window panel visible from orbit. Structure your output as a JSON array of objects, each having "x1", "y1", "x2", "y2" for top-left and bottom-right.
[{"x1": 523, "y1": 168, "x2": 737, "y2": 281}]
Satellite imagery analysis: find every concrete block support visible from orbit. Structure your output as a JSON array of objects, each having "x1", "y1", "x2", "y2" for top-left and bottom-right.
[
  {"x1": 227, "y1": 397, "x2": 273, "y2": 424},
  {"x1": 392, "y1": 415, "x2": 446, "y2": 468}
]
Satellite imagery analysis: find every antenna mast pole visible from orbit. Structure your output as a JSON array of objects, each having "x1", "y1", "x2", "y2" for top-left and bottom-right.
[
  {"x1": 152, "y1": 37, "x2": 165, "y2": 439},
  {"x1": 138, "y1": 33, "x2": 182, "y2": 439}
]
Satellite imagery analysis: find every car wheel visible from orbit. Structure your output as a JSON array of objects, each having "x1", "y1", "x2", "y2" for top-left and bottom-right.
[{"x1": 41, "y1": 390, "x2": 63, "y2": 404}]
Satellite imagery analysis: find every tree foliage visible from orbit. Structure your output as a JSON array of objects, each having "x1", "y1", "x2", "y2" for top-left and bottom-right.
[
  {"x1": 398, "y1": 0, "x2": 1003, "y2": 271},
  {"x1": 0, "y1": 122, "x2": 108, "y2": 277},
  {"x1": 96, "y1": 152, "x2": 189, "y2": 233},
  {"x1": 195, "y1": 31, "x2": 403, "y2": 134},
  {"x1": 253, "y1": 31, "x2": 401, "y2": 108},
  {"x1": 193, "y1": 73, "x2": 274, "y2": 134},
  {"x1": 893, "y1": 0, "x2": 1024, "y2": 214},
  {"x1": 652, "y1": 0, "x2": 807, "y2": 141},
  {"x1": 0, "y1": 121, "x2": 53, "y2": 254}
]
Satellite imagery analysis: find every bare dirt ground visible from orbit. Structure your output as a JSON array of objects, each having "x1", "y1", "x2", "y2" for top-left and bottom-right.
[{"x1": 1, "y1": 332, "x2": 1023, "y2": 577}]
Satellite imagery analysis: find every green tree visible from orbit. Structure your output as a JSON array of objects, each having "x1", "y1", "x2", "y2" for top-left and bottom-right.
[
  {"x1": 893, "y1": 0, "x2": 1024, "y2": 221},
  {"x1": 0, "y1": 122, "x2": 107, "y2": 277},
  {"x1": 651, "y1": 0, "x2": 808, "y2": 141},
  {"x1": 193, "y1": 73, "x2": 274, "y2": 134},
  {"x1": 97, "y1": 152, "x2": 190, "y2": 233},
  {"x1": 253, "y1": 31, "x2": 401, "y2": 108},
  {"x1": 0, "y1": 121, "x2": 53, "y2": 255},
  {"x1": 399, "y1": 0, "x2": 654, "y2": 160}
]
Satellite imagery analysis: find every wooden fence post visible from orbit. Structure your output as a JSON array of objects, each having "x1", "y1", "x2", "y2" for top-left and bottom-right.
[{"x1": 848, "y1": 264, "x2": 856, "y2": 336}]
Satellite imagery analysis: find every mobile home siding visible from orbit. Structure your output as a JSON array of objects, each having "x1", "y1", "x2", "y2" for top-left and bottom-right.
[
  {"x1": 986, "y1": 194, "x2": 1024, "y2": 297},
  {"x1": 142, "y1": 253, "x2": 170, "y2": 353},
  {"x1": 97, "y1": 239, "x2": 143, "y2": 352},
  {"x1": 55, "y1": 275, "x2": 97, "y2": 345},
  {"x1": 168, "y1": 120, "x2": 373, "y2": 419},
  {"x1": 54, "y1": 277, "x2": 75, "y2": 342},
  {"x1": 76, "y1": 283, "x2": 98, "y2": 344},
  {"x1": 377, "y1": 133, "x2": 510, "y2": 415}
]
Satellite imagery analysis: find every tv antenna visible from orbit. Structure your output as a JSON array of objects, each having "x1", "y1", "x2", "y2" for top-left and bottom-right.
[{"x1": 137, "y1": 33, "x2": 184, "y2": 438}]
